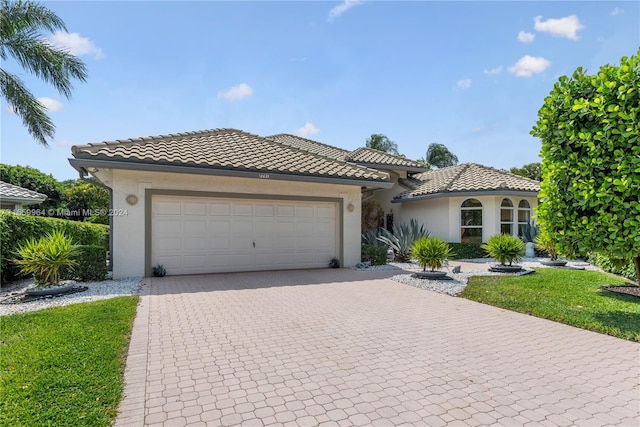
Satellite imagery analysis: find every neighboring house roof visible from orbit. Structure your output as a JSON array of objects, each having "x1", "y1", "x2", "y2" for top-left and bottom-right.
[
  {"x1": 0, "y1": 181, "x2": 47, "y2": 205},
  {"x1": 394, "y1": 163, "x2": 540, "y2": 202},
  {"x1": 268, "y1": 134, "x2": 426, "y2": 173},
  {"x1": 69, "y1": 128, "x2": 392, "y2": 188}
]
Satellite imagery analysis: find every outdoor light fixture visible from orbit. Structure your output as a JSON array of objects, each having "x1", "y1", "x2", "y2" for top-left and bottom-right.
[{"x1": 126, "y1": 194, "x2": 138, "y2": 205}]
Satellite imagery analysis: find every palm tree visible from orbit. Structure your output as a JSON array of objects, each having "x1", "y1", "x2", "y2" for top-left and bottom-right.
[
  {"x1": 365, "y1": 134, "x2": 399, "y2": 155},
  {"x1": 425, "y1": 143, "x2": 459, "y2": 169},
  {"x1": 0, "y1": 0, "x2": 88, "y2": 146}
]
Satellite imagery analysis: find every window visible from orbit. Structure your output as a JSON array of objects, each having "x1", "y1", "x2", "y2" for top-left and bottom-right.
[
  {"x1": 461, "y1": 199, "x2": 482, "y2": 243},
  {"x1": 500, "y1": 198, "x2": 514, "y2": 235},
  {"x1": 518, "y1": 200, "x2": 531, "y2": 237}
]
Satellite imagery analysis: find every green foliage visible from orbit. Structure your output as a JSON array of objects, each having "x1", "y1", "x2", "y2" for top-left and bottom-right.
[
  {"x1": 362, "y1": 228, "x2": 386, "y2": 247},
  {"x1": 361, "y1": 244, "x2": 387, "y2": 266},
  {"x1": 509, "y1": 163, "x2": 542, "y2": 181},
  {"x1": 482, "y1": 234, "x2": 525, "y2": 266},
  {"x1": 462, "y1": 269, "x2": 639, "y2": 342},
  {"x1": 0, "y1": 296, "x2": 138, "y2": 426},
  {"x1": 63, "y1": 180, "x2": 110, "y2": 224},
  {"x1": 531, "y1": 49, "x2": 640, "y2": 282},
  {"x1": 0, "y1": 210, "x2": 108, "y2": 283},
  {"x1": 424, "y1": 143, "x2": 458, "y2": 169},
  {"x1": 13, "y1": 230, "x2": 78, "y2": 286},
  {"x1": 74, "y1": 245, "x2": 107, "y2": 282},
  {"x1": 411, "y1": 237, "x2": 453, "y2": 272},
  {"x1": 365, "y1": 134, "x2": 399, "y2": 155},
  {"x1": 446, "y1": 242, "x2": 487, "y2": 259},
  {"x1": 535, "y1": 230, "x2": 560, "y2": 261},
  {"x1": 520, "y1": 220, "x2": 539, "y2": 243},
  {"x1": 377, "y1": 218, "x2": 429, "y2": 262},
  {"x1": 588, "y1": 252, "x2": 638, "y2": 283},
  {"x1": 0, "y1": 0, "x2": 88, "y2": 145},
  {"x1": 0, "y1": 163, "x2": 64, "y2": 209}
]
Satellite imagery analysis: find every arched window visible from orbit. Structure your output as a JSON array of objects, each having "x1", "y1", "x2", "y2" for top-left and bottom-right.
[
  {"x1": 500, "y1": 198, "x2": 514, "y2": 235},
  {"x1": 518, "y1": 200, "x2": 531, "y2": 237},
  {"x1": 461, "y1": 199, "x2": 482, "y2": 243}
]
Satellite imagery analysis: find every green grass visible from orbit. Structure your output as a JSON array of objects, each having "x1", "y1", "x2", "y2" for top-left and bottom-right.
[
  {"x1": 0, "y1": 296, "x2": 139, "y2": 427},
  {"x1": 462, "y1": 268, "x2": 640, "y2": 342}
]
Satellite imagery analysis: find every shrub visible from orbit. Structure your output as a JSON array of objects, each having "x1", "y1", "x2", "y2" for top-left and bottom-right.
[
  {"x1": 411, "y1": 237, "x2": 453, "y2": 272},
  {"x1": 482, "y1": 234, "x2": 525, "y2": 266},
  {"x1": 152, "y1": 264, "x2": 166, "y2": 277},
  {"x1": 13, "y1": 231, "x2": 78, "y2": 286},
  {"x1": 1, "y1": 211, "x2": 108, "y2": 283},
  {"x1": 329, "y1": 258, "x2": 340, "y2": 268},
  {"x1": 362, "y1": 244, "x2": 387, "y2": 266},
  {"x1": 535, "y1": 230, "x2": 560, "y2": 261},
  {"x1": 362, "y1": 229, "x2": 386, "y2": 247},
  {"x1": 447, "y1": 243, "x2": 486, "y2": 259},
  {"x1": 377, "y1": 218, "x2": 429, "y2": 262},
  {"x1": 588, "y1": 253, "x2": 638, "y2": 283},
  {"x1": 74, "y1": 245, "x2": 107, "y2": 282}
]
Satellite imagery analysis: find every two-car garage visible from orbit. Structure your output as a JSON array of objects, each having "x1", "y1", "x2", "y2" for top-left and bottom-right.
[{"x1": 150, "y1": 194, "x2": 340, "y2": 276}]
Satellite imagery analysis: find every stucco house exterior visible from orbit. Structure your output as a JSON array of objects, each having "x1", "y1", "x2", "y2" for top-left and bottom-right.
[
  {"x1": 69, "y1": 128, "x2": 540, "y2": 278},
  {"x1": 0, "y1": 181, "x2": 47, "y2": 211}
]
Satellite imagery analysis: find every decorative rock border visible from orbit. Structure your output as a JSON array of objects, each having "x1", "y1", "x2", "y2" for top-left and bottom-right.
[
  {"x1": 412, "y1": 271, "x2": 452, "y2": 280},
  {"x1": 25, "y1": 284, "x2": 75, "y2": 296},
  {"x1": 488, "y1": 265, "x2": 524, "y2": 273},
  {"x1": 540, "y1": 260, "x2": 568, "y2": 267}
]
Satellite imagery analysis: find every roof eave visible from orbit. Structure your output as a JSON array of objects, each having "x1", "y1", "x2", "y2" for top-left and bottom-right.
[
  {"x1": 392, "y1": 189, "x2": 540, "y2": 203},
  {"x1": 68, "y1": 158, "x2": 393, "y2": 189},
  {"x1": 0, "y1": 196, "x2": 47, "y2": 204},
  {"x1": 350, "y1": 162, "x2": 426, "y2": 173}
]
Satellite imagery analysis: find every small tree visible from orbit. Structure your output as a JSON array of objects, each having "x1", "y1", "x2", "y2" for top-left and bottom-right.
[
  {"x1": 531, "y1": 50, "x2": 640, "y2": 282},
  {"x1": 424, "y1": 143, "x2": 458, "y2": 169},
  {"x1": 510, "y1": 163, "x2": 542, "y2": 181},
  {"x1": 365, "y1": 134, "x2": 399, "y2": 155}
]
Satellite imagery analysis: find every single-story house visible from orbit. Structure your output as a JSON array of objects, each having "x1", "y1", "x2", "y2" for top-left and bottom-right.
[
  {"x1": 0, "y1": 181, "x2": 47, "y2": 211},
  {"x1": 69, "y1": 128, "x2": 540, "y2": 278}
]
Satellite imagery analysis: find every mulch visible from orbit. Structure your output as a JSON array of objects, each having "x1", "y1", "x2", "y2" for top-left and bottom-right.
[{"x1": 604, "y1": 286, "x2": 640, "y2": 299}]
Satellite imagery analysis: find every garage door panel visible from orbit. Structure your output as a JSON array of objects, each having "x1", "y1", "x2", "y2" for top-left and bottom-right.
[{"x1": 152, "y1": 195, "x2": 338, "y2": 275}]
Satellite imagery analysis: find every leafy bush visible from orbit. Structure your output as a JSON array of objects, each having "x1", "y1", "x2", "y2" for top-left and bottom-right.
[
  {"x1": 13, "y1": 231, "x2": 78, "y2": 286},
  {"x1": 535, "y1": 230, "x2": 560, "y2": 261},
  {"x1": 74, "y1": 245, "x2": 107, "y2": 282},
  {"x1": 361, "y1": 244, "x2": 387, "y2": 266},
  {"x1": 411, "y1": 237, "x2": 453, "y2": 272},
  {"x1": 447, "y1": 243, "x2": 486, "y2": 259},
  {"x1": 377, "y1": 218, "x2": 429, "y2": 262},
  {"x1": 588, "y1": 253, "x2": 638, "y2": 283},
  {"x1": 482, "y1": 234, "x2": 525, "y2": 266},
  {"x1": 0, "y1": 164, "x2": 65, "y2": 209},
  {"x1": 1, "y1": 211, "x2": 108, "y2": 283}
]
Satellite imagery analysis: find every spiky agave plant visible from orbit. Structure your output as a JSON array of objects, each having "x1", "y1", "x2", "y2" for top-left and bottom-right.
[
  {"x1": 377, "y1": 219, "x2": 429, "y2": 262},
  {"x1": 13, "y1": 230, "x2": 78, "y2": 285},
  {"x1": 411, "y1": 237, "x2": 454, "y2": 272}
]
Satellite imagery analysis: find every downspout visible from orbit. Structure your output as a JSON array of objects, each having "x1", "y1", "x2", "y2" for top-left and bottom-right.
[{"x1": 77, "y1": 168, "x2": 113, "y2": 272}]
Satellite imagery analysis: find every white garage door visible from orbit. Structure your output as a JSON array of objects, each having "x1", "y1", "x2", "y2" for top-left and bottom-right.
[{"x1": 151, "y1": 195, "x2": 339, "y2": 275}]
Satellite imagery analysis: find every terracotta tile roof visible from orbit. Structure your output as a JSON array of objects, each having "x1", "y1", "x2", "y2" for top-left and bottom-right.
[
  {"x1": 267, "y1": 134, "x2": 350, "y2": 160},
  {"x1": 0, "y1": 181, "x2": 47, "y2": 202},
  {"x1": 395, "y1": 163, "x2": 540, "y2": 200},
  {"x1": 346, "y1": 147, "x2": 425, "y2": 170},
  {"x1": 268, "y1": 134, "x2": 426, "y2": 171},
  {"x1": 71, "y1": 128, "x2": 389, "y2": 183}
]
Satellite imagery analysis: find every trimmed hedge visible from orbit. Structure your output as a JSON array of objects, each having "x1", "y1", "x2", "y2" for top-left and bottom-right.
[
  {"x1": 74, "y1": 245, "x2": 108, "y2": 282},
  {"x1": 362, "y1": 244, "x2": 387, "y2": 266},
  {"x1": 588, "y1": 252, "x2": 637, "y2": 282},
  {"x1": 447, "y1": 242, "x2": 487, "y2": 260},
  {"x1": 1, "y1": 211, "x2": 109, "y2": 284}
]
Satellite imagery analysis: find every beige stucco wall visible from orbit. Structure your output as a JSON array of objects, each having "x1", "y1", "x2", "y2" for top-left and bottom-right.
[
  {"x1": 393, "y1": 194, "x2": 538, "y2": 243},
  {"x1": 99, "y1": 169, "x2": 363, "y2": 278}
]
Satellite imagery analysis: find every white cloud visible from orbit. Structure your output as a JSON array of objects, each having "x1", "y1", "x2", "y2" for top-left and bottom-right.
[
  {"x1": 295, "y1": 122, "x2": 319, "y2": 137},
  {"x1": 533, "y1": 15, "x2": 585, "y2": 40},
  {"x1": 48, "y1": 31, "x2": 104, "y2": 59},
  {"x1": 508, "y1": 55, "x2": 551, "y2": 77},
  {"x1": 610, "y1": 7, "x2": 624, "y2": 16},
  {"x1": 457, "y1": 79, "x2": 472, "y2": 89},
  {"x1": 217, "y1": 83, "x2": 254, "y2": 101},
  {"x1": 328, "y1": 0, "x2": 366, "y2": 22},
  {"x1": 37, "y1": 97, "x2": 63, "y2": 112},
  {"x1": 484, "y1": 66, "x2": 503, "y2": 76},
  {"x1": 518, "y1": 31, "x2": 536, "y2": 43}
]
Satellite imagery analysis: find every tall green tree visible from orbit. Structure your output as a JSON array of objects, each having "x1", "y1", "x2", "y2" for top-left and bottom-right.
[
  {"x1": 510, "y1": 162, "x2": 541, "y2": 181},
  {"x1": 424, "y1": 143, "x2": 458, "y2": 169},
  {"x1": 64, "y1": 179, "x2": 110, "y2": 224},
  {"x1": 0, "y1": 163, "x2": 64, "y2": 209},
  {"x1": 0, "y1": 0, "x2": 88, "y2": 146},
  {"x1": 365, "y1": 134, "x2": 399, "y2": 155},
  {"x1": 531, "y1": 50, "x2": 640, "y2": 282}
]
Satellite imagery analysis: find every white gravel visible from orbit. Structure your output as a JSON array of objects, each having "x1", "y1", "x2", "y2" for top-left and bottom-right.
[
  {"x1": 356, "y1": 258, "x2": 599, "y2": 296},
  {"x1": 0, "y1": 277, "x2": 142, "y2": 316}
]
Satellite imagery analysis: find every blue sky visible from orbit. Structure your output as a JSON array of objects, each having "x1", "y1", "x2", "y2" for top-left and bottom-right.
[{"x1": 1, "y1": 1, "x2": 638, "y2": 181}]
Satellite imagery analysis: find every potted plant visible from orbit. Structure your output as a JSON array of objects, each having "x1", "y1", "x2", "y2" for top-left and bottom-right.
[
  {"x1": 13, "y1": 230, "x2": 79, "y2": 295},
  {"x1": 535, "y1": 231, "x2": 567, "y2": 266},
  {"x1": 410, "y1": 237, "x2": 453, "y2": 279},
  {"x1": 482, "y1": 234, "x2": 525, "y2": 272}
]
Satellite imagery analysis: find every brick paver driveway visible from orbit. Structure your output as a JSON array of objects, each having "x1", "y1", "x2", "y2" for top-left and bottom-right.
[{"x1": 116, "y1": 269, "x2": 639, "y2": 426}]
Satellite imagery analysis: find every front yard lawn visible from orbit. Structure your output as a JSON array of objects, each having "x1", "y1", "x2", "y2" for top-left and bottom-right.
[
  {"x1": 0, "y1": 296, "x2": 138, "y2": 426},
  {"x1": 461, "y1": 268, "x2": 640, "y2": 342}
]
